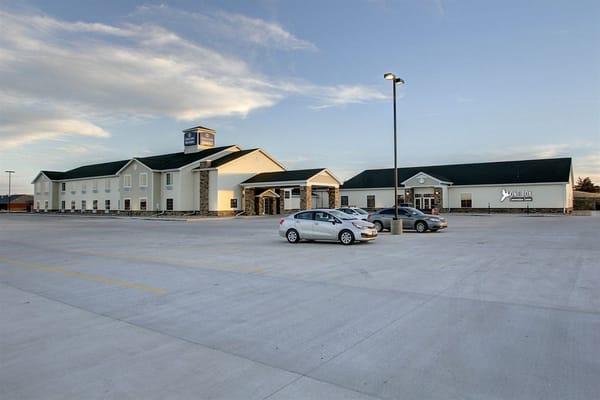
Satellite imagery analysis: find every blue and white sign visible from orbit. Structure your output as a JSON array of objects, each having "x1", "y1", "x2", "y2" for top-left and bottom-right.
[{"x1": 184, "y1": 131, "x2": 197, "y2": 146}]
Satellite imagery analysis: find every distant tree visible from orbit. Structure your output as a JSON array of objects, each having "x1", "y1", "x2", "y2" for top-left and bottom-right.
[{"x1": 575, "y1": 177, "x2": 598, "y2": 193}]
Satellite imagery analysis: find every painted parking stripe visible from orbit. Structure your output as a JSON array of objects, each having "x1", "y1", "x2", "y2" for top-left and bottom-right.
[{"x1": 0, "y1": 256, "x2": 167, "y2": 295}]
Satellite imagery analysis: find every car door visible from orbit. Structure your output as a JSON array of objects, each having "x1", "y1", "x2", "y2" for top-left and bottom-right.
[
  {"x1": 293, "y1": 211, "x2": 315, "y2": 239},
  {"x1": 312, "y1": 211, "x2": 339, "y2": 240},
  {"x1": 379, "y1": 209, "x2": 395, "y2": 229},
  {"x1": 398, "y1": 208, "x2": 412, "y2": 229}
]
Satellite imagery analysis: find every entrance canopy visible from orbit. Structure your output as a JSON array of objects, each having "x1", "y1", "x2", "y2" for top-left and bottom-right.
[
  {"x1": 240, "y1": 168, "x2": 341, "y2": 188},
  {"x1": 240, "y1": 168, "x2": 342, "y2": 215}
]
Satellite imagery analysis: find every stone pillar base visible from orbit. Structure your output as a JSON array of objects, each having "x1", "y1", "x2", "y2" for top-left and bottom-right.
[{"x1": 390, "y1": 219, "x2": 403, "y2": 235}]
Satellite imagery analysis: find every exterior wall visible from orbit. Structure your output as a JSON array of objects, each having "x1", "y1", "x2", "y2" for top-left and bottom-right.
[
  {"x1": 57, "y1": 177, "x2": 120, "y2": 212},
  {"x1": 160, "y1": 171, "x2": 179, "y2": 211},
  {"x1": 341, "y1": 188, "x2": 395, "y2": 209},
  {"x1": 152, "y1": 173, "x2": 161, "y2": 210},
  {"x1": 33, "y1": 175, "x2": 58, "y2": 211},
  {"x1": 178, "y1": 164, "x2": 197, "y2": 211},
  {"x1": 342, "y1": 183, "x2": 571, "y2": 211},
  {"x1": 119, "y1": 160, "x2": 154, "y2": 211},
  {"x1": 214, "y1": 151, "x2": 284, "y2": 212},
  {"x1": 447, "y1": 183, "x2": 569, "y2": 210}
]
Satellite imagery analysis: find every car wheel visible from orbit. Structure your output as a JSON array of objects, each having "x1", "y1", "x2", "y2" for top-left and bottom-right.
[
  {"x1": 415, "y1": 221, "x2": 427, "y2": 233},
  {"x1": 339, "y1": 229, "x2": 355, "y2": 245},
  {"x1": 373, "y1": 221, "x2": 384, "y2": 232},
  {"x1": 286, "y1": 229, "x2": 300, "y2": 243}
]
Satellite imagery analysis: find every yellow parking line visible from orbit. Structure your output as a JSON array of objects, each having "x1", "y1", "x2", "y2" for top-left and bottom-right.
[{"x1": 0, "y1": 256, "x2": 167, "y2": 295}]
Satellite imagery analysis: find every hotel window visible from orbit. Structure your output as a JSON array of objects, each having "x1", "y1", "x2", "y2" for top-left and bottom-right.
[
  {"x1": 460, "y1": 193, "x2": 472, "y2": 208},
  {"x1": 341, "y1": 196, "x2": 349, "y2": 206},
  {"x1": 61, "y1": 182, "x2": 66, "y2": 192},
  {"x1": 284, "y1": 190, "x2": 290, "y2": 199},
  {"x1": 70, "y1": 201, "x2": 76, "y2": 211},
  {"x1": 230, "y1": 198, "x2": 238, "y2": 208},
  {"x1": 61, "y1": 200, "x2": 65, "y2": 210},
  {"x1": 105, "y1": 179, "x2": 111, "y2": 192},
  {"x1": 93, "y1": 200, "x2": 98, "y2": 210},
  {"x1": 367, "y1": 195, "x2": 375, "y2": 209},
  {"x1": 140, "y1": 199, "x2": 147, "y2": 211},
  {"x1": 36, "y1": 201, "x2": 40, "y2": 210},
  {"x1": 123, "y1": 175, "x2": 132, "y2": 188},
  {"x1": 166, "y1": 198, "x2": 174, "y2": 211},
  {"x1": 124, "y1": 199, "x2": 131, "y2": 211},
  {"x1": 166, "y1": 173, "x2": 173, "y2": 186},
  {"x1": 81, "y1": 200, "x2": 86, "y2": 211},
  {"x1": 139, "y1": 173, "x2": 148, "y2": 187},
  {"x1": 92, "y1": 180, "x2": 98, "y2": 192},
  {"x1": 44, "y1": 200, "x2": 48, "y2": 210},
  {"x1": 105, "y1": 200, "x2": 110, "y2": 210}
]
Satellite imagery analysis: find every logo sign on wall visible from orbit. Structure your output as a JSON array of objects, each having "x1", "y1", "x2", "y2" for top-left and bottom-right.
[
  {"x1": 184, "y1": 131, "x2": 197, "y2": 146},
  {"x1": 199, "y1": 131, "x2": 215, "y2": 146},
  {"x1": 500, "y1": 189, "x2": 533, "y2": 202}
]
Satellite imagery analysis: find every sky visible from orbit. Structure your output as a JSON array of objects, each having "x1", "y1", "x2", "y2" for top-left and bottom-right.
[{"x1": 1, "y1": 0, "x2": 599, "y2": 194}]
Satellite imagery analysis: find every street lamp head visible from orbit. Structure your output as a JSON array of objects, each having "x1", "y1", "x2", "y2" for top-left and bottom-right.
[
  {"x1": 384, "y1": 72, "x2": 396, "y2": 80},
  {"x1": 395, "y1": 78, "x2": 405, "y2": 85},
  {"x1": 5, "y1": 170, "x2": 15, "y2": 173}
]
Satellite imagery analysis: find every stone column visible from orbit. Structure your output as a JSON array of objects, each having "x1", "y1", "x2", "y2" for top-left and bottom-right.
[
  {"x1": 433, "y1": 188, "x2": 443, "y2": 212},
  {"x1": 299, "y1": 185, "x2": 312, "y2": 210},
  {"x1": 277, "y1": 188, "x2": 285, "y2": 214},
  {"x1": 199, "y1": 170, "x2": 210, "y2": 216},
  {"x1": 328, "y1": 187, "x2": 340, "y2": 209},
  {"x1": 404, "y1": 188, "x2": 414, "y2": 206},
  {"x1": 243, "y1": 188, "x2": 255, "y2": 216}
]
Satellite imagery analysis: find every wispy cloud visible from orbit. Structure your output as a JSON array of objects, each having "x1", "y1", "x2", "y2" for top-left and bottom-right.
[{"x1": 133, "y1": 4, "x2": 317, "y2": 51}]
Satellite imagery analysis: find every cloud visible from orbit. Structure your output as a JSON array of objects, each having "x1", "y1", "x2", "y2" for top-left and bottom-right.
[
  {"x1": 0, "y1": 7, "x2": 384, "y2": 151},
  {"x1": 133, "y1": 4, "x2": 317, "y2": 51}
]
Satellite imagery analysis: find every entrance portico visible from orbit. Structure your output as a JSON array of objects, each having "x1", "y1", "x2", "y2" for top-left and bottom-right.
[
  {"x1": 240, "y1": 168, "x2": 342, "y2": 216},
  {"x1": 401, "y1": 172, "x2": 451, "y2": 213}
]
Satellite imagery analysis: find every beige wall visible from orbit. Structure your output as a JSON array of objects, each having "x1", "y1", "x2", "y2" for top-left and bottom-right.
[
  {"x1": 120, "y1": 160, "x2": 154, "y2": 211},
  {"x1": 213, "y1": 150, "x2": 284, "y2": 212},
  {"x1": 447, "y1": 184, "x2": 569, "y2": 209}
]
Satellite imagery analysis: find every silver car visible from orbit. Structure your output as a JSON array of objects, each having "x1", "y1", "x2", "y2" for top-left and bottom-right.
[
  {"x1": 279, "y1": 209, "x2": 378, "y2": 245},
  {"x1": 337, "y1": 207, "x2": 369, "y2": 220},
  {"x1": 368, "y1": 207, "x2": 448, "y2": 233}
]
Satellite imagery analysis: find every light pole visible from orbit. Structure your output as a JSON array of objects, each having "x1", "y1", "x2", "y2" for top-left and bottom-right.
[
  {"x1": 384, "y1": 73, "x2": 405, "y2": 235},
  {"x1": 5, "y1": 170, "x2": 15, "y2": 214}
]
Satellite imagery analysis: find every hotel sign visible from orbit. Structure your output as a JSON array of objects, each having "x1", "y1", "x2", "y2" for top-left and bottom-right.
[
  {"x1": 199, "y1": 131, "x2": 215, "y2": 147},
  {"x1": 184, "y1": 131, "x2": 197, "y2": 146},
  {"x1": 501, "y1": 189, "x2": 533, "y2": 202}
]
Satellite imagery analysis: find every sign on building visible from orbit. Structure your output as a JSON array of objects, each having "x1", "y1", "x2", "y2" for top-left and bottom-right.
[
  {"x1": 184, "y1": 131, "x2": 197, "y2": 146},
  {"x1": 501, "y1": 189, "x2": 533, "y2": 202}
]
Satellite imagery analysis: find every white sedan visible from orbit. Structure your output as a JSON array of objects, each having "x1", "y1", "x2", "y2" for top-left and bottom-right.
[{"x1": 279, "y1": 209, "x2": 377, "y2": 245}]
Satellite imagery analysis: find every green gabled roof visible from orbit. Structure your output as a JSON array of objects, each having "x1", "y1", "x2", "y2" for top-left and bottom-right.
[
  {"x1": 342, "y1": 158, "x2": 572, "y2": 189},
  {"x1": 42, "y1": 160, "x2": 129, "y2": 181},
  {"x1": 136, "y1": 146, "x2": 235, "y2": 170},
  {"x1": 242, "y1": 168, "x2": 327, "y2": 184},
  {"x1": 204, "y1": 149, "x2": 259, "y2": 168}
]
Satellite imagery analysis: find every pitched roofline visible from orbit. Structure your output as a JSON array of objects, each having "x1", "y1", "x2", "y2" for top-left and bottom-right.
[
  {"x1": 355, "y1": 157, "x2": 572, "y2": 174},
  {"x1": 308, "y1": 168, "x2": 343, "y2": 185},
  {"x1": 400, "y1": 171, "x2": 453, "y2": 185}
]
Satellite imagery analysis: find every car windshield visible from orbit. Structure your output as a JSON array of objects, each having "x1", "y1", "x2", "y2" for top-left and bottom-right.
[
  {"x1": 329, "y1": 210, "x2": 357, "y2": 220},
  {"x1": 404, "y1": 207, "x2": 425, "y2": 215},
  {"x1": 354, "y1": 208, "x2": 368, "y2": 215}
]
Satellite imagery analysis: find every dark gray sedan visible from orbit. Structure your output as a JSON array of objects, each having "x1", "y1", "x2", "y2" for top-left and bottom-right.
[{"x1": 368, "y1": 207, "x2": 448, "y2": 233}]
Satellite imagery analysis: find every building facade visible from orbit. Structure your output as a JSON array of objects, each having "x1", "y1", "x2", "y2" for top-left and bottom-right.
[
  {"x1": 32, "y1": 126, "x2": 342, "y2": 215},
  {"x1": 341, "y1": 158, "x2": 574, "y2": 213}
]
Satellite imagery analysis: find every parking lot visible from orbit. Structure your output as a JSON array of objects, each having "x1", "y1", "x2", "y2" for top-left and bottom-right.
[{"x1": 1, "y1": 213, "x2": 599, "y2": 399}]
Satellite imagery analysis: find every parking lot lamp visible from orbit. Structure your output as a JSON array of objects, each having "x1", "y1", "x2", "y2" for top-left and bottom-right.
[
  {"x1": 5, "y1": 170, "x2": 14, "y2": 213},
  {"x1": 384, "y1": 73, "x2": 405, "y2": 234}
]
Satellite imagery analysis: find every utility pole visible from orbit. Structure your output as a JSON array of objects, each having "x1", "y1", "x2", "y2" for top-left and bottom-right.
[{"x1": 5, "y1": 170, "x2": 15, "y2": 213}]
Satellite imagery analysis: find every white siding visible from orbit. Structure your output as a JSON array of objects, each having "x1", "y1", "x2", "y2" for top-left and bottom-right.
[
  {"x1": 341, "y1": 189, "x2": 395, "y2": 209},
  {"x1": 447, "y1": 184, "x2": 569, "y2": 209}
]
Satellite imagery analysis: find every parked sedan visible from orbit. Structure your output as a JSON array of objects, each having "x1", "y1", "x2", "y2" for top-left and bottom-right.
[
  {"x1": 337, "y1": 207, "x2": 369, "y2": 220},
  {"x1": 279, "y1": 209, "x2": 377, "y2": 245},
  {"x1": 368, "y1": 207, "x2": 448, "y2": 233}
]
